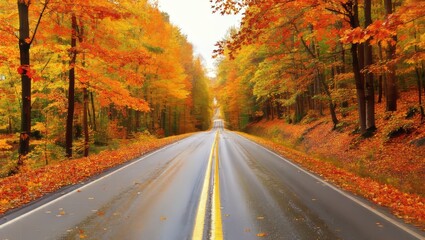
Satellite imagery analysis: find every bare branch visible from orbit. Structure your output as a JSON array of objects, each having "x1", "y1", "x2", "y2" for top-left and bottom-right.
[{"x1": 29, "y1": 0, "x2": 50, "y2": 45}]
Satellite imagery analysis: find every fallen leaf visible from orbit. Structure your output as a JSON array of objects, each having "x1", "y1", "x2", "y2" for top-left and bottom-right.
[
  {"x1": 257, "y1": 232, "x2": 267, "y2": 237},
  {"x1": 79, "y1": 229, "x2": 87, "y2": 239}
]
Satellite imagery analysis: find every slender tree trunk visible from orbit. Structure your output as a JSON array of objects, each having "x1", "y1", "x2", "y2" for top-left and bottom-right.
[
  {"x1": 17, "y1": 1, "x2": 31, "y2": 164},
  {"x1": 413, "y1": 28, "x2": 424, "y2": 122},
  {"x1": 364, "y1": 0, "x2": 376, "y2": 132},
  {"x1": 378, "y1": 76, "x2": 383, "y2": 103},
  {"x1": 8, "y1": 116, "x2": 13, "y2": 134},
  {"x1": 90, "y1": 92, "x2": 96, "y2": 131},
  {"x1": 339, "y1": 41, "x2": 349, "y2": 110},
  {"x1": 264, "y1": 101, "x2": 269, "y2": 121},
  {"x1": 44, "y1": 113, "x2": 48, "y2": 165},
  {"x1": 135, "y1": 111, "x2": 140, "y2": 131},
  {"x1": 352, "y1": 43, "x2": 367, "y2": 134},
  {"x1": 83, "y1": 88, "x2": 89, "y2": 156},
  {"x1": 384, "y1": 0, "x2": 398, "y2": 111},
  {"x1": 416, "y1": 67, "x2": 425, "y2": 122},
  {"x1": 378, "y1": 43, "x2": 384, "y2": 103},
  {"x1": 65, "y1": 14, "x2": 78, "y2": 158},
  {"x1": 421, "y1": 61, "x2": 425, "y2": 101},
  {"x1": 348, "y1": 1, "x2": 366, "y2": 134},
  {"x1": 79, "y1": 23, "x2": 89, "y2": 157},
  {"x1": 421, "y1": 61, "x2": 425, "y2": 97},
  {"x1": 87, "y1": 100, "x2": 92, "y2": 127},
  {"x1": 319, "y1": 73, "x2": 339, "y2": 129}
]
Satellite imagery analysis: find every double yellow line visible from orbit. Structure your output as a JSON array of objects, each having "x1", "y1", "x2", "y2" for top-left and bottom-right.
[{"x1": 192, "y1": 131, "x2": 223, "y2": 240}]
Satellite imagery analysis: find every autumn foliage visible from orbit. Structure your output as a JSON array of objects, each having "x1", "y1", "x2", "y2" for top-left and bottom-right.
[
  {"x1": 211, "y1": 0, "x2": 425, "y2": 229},
  {"x1": 213, "y1": 0, "x2": 425, "y2": 131},
  {"x1": 0, "y1": 0, "x2": 212, "y2": 173}
]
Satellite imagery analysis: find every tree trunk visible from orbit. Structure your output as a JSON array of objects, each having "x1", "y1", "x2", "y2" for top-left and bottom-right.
[
  {"x1": 8, "y1": 116, "x2": 13, "y2": 134},
  {"x1": 339, "y1": 41, "x2": 349, "y2": 110},
  {"x1": 352, "y1": 43, "x2": 367, "y2": 134},
  {"x1": 348, "y1": 1, "x2": 366, "y2": 134},
  {"x1": 79, "y1": 23, "x2": 89, "y2": 157},
  {"x1": 319, "y1": 73, "x2": 339, "y2": 129},
  {"x1": 422, "y1": 62, "x2": 425, "y2": 94},
  {"x1": 378, "y1": 76, "x2": 383, "y2": 103},
  {"x1": 83, "y1": 87, "x2": 89, "y2": 157},
  {"x1": 415, "y1": 67, "x2": 424, "y2": 122},
  {"x1": 413, "y1": 28, "x2": 424, "y2": 122},
  {"x1": 135, "y1": 110, "x2": 140, "y2": 131},
  {"x1": 90, "y1": 92, "x2": 96, "y2": 131},
  {"x1": 65, "y1": 14, "x2": 78, "y2": 158},
  {"x1": 364, "y1": 0, "x2": 376, "y2": 132},
  {"x1": 384, "y1": 0, "x2": 397, "y2": 111},
  {"x1": 17, "y1": 1, "x2": 31, "y2": 164},
  {"x1": 378, "y1": 43, "x2": 384, "y2": 103}
]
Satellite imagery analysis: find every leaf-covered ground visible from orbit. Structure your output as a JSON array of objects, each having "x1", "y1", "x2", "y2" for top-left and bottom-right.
[
  {"x1": 0, "y1": 134, "x2": 191, "y2": 215},
  {"x1": 244, "y1": 91, "x2": 425, "y2": 229}
]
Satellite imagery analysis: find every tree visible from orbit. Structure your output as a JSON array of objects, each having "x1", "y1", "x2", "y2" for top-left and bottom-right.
[
  {"x1": 17, "y1": 0, "x2": 49, "y2": 166},
  {"x1": 1, "y1": 0, "x2": 212, "y2": 167},
  {"x1": 364, "y1": 0, "x2": 376, "y2": 131},
  {"x1": 210, "y1": 0, "x2": 386, "y2": 134},
  {"x1": 65, "y1": 13, "x2": 78, "y2": 158},
  {"x1": 384, "y1": 0, "x2": 398, "y2": 111}
]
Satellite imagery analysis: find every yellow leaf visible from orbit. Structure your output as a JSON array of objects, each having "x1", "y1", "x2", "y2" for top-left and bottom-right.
[{"x1": 79, "y1": 229, "x2": 87, "y2": 239}]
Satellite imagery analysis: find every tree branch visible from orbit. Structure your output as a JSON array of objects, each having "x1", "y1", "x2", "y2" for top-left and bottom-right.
[
  {"x1": 29, "y1": 0, "x2": 50, "y2": 45},
  {"x1": 291, "y1": 23, "x2": 316, "y2": 59}
]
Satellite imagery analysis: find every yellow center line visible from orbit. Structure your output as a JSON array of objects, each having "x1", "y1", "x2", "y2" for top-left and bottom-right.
[
  {"x1": 212, "y1": 132, "x2": 223, "y2": 240},
  {"x1": 192, "y1": 131, "x2": 218, "y2": 240}
]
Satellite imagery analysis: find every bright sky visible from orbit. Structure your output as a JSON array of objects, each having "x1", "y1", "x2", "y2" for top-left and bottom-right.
[{"x1": 157, "y1": 0, "x2": 241, "y2": 77}]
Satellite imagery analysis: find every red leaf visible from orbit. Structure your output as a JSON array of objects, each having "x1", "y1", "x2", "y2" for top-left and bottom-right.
[{"x1": 17, "y1": 66, "x2": 24, "y2": 75}]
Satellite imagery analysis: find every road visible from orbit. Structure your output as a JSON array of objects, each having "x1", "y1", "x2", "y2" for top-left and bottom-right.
[{"x1": 1, "y1": 119, "x2": 424, "y2": 240}]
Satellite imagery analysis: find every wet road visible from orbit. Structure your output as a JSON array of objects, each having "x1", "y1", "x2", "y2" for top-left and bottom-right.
[{"x1": 1, "y1": 120, "x2": 424, "y2": 239}]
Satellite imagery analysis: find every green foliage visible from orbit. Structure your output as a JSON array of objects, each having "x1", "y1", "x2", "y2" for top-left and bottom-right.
[
  {"x1": 28, "y1": 142, "x2": 64, "y2": 167},
  {"x1": 301, "y1": 110, "x2": 319, "y2": 124},
  {"x1": 142, "y1": 43, "x2": 164, "y2": 54},
  {"x1": 292, "y1": 112, "x2": 305, "y2": 124},
  {"x1": 192, "y1": 59, "x2": 212, "y2": 131},
  {"x1": 405, "y1": 106, "x2": 419, "y2": 119},
  {"x1": 0, "y1": 139, "x2": 14, "y2": 177},
  {"x1": 382, "y1": 114, "x2": 415, "y2": 141},
  {"x1": 335, "y1": 121, "x2": 350, "y2": 132}
]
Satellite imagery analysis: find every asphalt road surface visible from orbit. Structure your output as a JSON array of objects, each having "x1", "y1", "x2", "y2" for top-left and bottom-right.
[{"x1": 1, "y1": 119, "x2": 424, "y2": 240}]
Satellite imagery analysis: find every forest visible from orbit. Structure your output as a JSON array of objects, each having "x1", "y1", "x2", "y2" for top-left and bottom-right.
[
  {"x1": 209, "y1": 0, "x2": 425, "y2": 227},
  {"x1": 0, "y1": 0, "x2": 424, "y2": 228},
  {"x1": 0, "y1": 0, "x2": 212, "y2": 176},
  {"x1": 213, "y1": 0, "x2": 424, "y2": 132}
]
